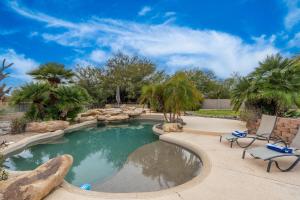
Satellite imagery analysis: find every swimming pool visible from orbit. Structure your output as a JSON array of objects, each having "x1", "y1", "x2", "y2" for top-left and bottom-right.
[{"x1": 5, "y1": 120, "x2": 202, "y2": 192}]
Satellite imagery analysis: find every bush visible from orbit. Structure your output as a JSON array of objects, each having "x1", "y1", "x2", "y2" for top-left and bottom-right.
[
  {"x1": 10, "y1": 117, "x2": 28, "y2": 134},
  {"x1": 0, "y1": 154, "x2": 8, "y2": 181},
  {"x1": 283, "y1": 109, "x2": 300, "y2": 118}
]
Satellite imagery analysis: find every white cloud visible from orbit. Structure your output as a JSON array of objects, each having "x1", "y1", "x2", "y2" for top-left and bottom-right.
[
  {"x1": 164, "y1": 11, "x2": 176, "y2": 17},
  {"x1": 89, "y1": 49, "x2": 107, "y2": 63},
  {"x1": 288, "y1": 32, "x2": 300, "y2": 47},
  {"x1": 0, "y1": 49, "x2": 39, "y2": 86},
  {"x1": 138, "y1": 6, "x2": 152, "y2": 16},
  {"x1": 0, "y1": 29, "x2": 18, "y2": 36},
  {"x1": 7, "y1": 1, "x2": 279, "y2": 77},
  {"x1": 284, "y1": 0, "x2": 300, "y2": 29}
]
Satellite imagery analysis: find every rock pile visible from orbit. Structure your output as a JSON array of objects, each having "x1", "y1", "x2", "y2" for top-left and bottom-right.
[
  {"x1": 77, "y1": 106, "x2": 145, "y2": 123},
  {"x1": 0, "y1": 154, "x2": 73, "y2": 200},
  {"x1": 0, "y1": 121, "x2": 11, "y2": 135},
  {"x1": 25, "y1": 120, "x2": 70, "y2": 133}
]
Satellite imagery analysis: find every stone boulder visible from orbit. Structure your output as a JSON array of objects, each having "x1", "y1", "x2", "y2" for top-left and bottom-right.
[
  {"x1": 101, "y1": 108, "x2": 122, "y2": 116},
  {"x1": 26, "y1": 120, "x2": 69, "y2": 133},
  {"x1": 0, "y1": 154, "x2": 73, "y2": 200},
  {"x1": 107, "y1": 114, "x2": 129, "y2": 121},
  {"x1": 123, "y1": 108, "x2": 144, "y2": 117},
  {"x1": 80, "y1": 109, "x2": 101, "y2": 117},
  {"x1": 78, "y1": 116, "x2": 96, "y2": 123},
  {"x1": 96, "y1": 115, "x2": 107, "y2": 121},
  {"x1": 0, "y1": 121, "x2": 11, "y2": 135},
  {"x1": 163, "y1": 123, "x2": 183, "y2": 132}
]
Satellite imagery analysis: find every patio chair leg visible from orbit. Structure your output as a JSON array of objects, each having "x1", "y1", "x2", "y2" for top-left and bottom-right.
[
  {"x1": 242, "y1": 150, "x2": 246, "y2": 159},
  {"x1": 230, "y1": 140, "x2": 233, "y2": 148},
  {"x1": 219, "y1": 135, "x2": 222, "y2": 142},
  {"x1": 267, "y1": 160, "x2": 274, "y2": 172}
]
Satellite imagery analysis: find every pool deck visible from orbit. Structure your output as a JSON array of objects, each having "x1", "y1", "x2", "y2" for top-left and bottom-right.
[{"x1": 44, "y1": 115, "x2": 300, "y2": 200}]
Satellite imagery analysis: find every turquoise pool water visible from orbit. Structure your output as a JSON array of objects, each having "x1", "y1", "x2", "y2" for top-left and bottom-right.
[{"x1": 5, "y1": 120, "x2": 201, "y2": 192}]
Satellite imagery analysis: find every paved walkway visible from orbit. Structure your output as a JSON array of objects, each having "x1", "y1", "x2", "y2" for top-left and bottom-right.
[{"x1": 46, "y1": 116, "x2": 300, "y2": 200}]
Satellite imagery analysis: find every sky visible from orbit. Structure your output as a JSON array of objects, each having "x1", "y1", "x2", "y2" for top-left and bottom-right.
[{"x1": 0, "y1": 0, "x2": 300, "y2": 87}]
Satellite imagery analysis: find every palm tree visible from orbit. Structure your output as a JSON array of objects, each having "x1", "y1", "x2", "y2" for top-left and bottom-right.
[
  {"x1": 163, "y1": 72, "x2": 203, "y2": 122},
  {"x1": 55, "y1": 85, "x2": 91, "y2": 120},
  {"x1": 11, "y1": 62, "x2": 91, "y2": 121},
  {"x1": 231, "y1": 54, "x2": 300, "y2": 115},
  {"x1": 28, "y1": 62, "x2": 74, "y2": 87},
  {"x1": 0, "y1": 59, "x2": 13, "y2": 100},
  {"x1": 140, "y1": 72, "x2": 203, "y2": 123},
  {"x1": 10, "y1": 83, "x2": 50, "y2": 120}
]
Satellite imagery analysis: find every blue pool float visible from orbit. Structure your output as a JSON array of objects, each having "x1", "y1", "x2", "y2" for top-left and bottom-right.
[{"x1": 80, "y1": 183, "x2": 91, "y2": 190}]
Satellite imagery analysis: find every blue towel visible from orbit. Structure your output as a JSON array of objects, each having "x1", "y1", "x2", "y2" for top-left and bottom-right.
[
  {"x1": 266, "y1": 143, "x2": 293, "y2": 153},
  {"x1": 232, "y1": 130, "x2": 247, "y2": 138},
  {"x1": 80, "y1": 183, "x2": 91, "y2": 190}
]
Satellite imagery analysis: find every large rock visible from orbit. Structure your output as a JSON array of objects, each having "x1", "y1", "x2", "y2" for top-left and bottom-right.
[
  {"x1": 107, "y1": 114, "x2": 129, "y2": 121},
  {"x1": 0, "y1": 121, "x2": 11, "y2": 135},
  {"x1": 123, "y1": 108, "x2": 144, "y2": 117},
  {"x1": 97, "y1": 115, "x2": 107, "y2": 121},
  {"x1": 0, "y1": 154, "x2": 73, "y2": 200},
  {"x1": 101, "y1": 108, "x2": 123, "y2": 116},
  {"x1": 78, "y1": 116, "x2": 96, "y2": 123},
  {"x1": 26, "y1": 120, "x2": 69, "y2": 133},
  {"x1": 80, "y1": 109, "x2": 102, "y2": 117},
  {"x1": 163, "y1": 123, "x2": 183, "y2": 132}
]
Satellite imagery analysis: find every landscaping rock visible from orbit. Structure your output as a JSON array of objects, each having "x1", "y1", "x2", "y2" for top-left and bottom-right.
[
  {"x1": 102, "y1": 108, "x2": 122, "y2": 116},
  {"x1": 78, "y1": 116, "x2": 96, "y2": 123},
  {"x1": 80, "y1": 109, "x2": 101, "y2": 117},
  {"x1": 0, "y1": 121, "x2": 11, "y2": 135},
  {"x1": 96, "y1": 115, "x2": 107, "y2": 121},
  {"x1": 25, "y1": 120, "x2": 69, "y2": 133},
  {"x1": 123, "y1": 108, "x2": 144, "y2": 117},
  {"x1": 0, "y1": 154, "x2": 73, "y2": 200},
  {"x1": 107, "y1": 114, "x2": 129, "y2": 121},
  {"x1": 163, "y1": 123, "x2": 183, "y2": 132}
]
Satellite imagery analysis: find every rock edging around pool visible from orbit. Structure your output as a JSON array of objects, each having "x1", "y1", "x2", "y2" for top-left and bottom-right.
[
  {"x1": 1, "y1": 116, "x2": 211, "y2": 199},
  {"x1": 0, "y1": 120, "x2": 98, "y2": 158}
]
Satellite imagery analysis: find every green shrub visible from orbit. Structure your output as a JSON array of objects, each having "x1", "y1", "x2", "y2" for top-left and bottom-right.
[
  {"x1": 283, "y1": 110, "x2": 300, "y2": 118},
  {"x1": 10, "y1": 117, "x2": 28, "y2": 134},
  {"x1": 0, "y1": 154, "x2": 8, "y2": 181}
]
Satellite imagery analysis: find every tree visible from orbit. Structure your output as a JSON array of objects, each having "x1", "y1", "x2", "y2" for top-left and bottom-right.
[
  {"x1": 184, "y1": 69, "x2": 231, "y2": 98},
  {"x1": 0, "y1": 59, "x2": 13, "y2": 100},
  {"x1": 140, "y1": 72, "x2": 203, "y2": 122},
  {"x1": 11, "y1": 63, "x2": 90, "y2": 121},
  {"x1": 231, "y1": 54, "x2": 300, "y2": 115},
  {"x1": 75, "y1": 65, "x2": 111, "y2": 107},
  {"x1": 10, "y1": 83, "x2": 50, "y2": 120},
  {"x1": 28, "y1": 62, "x2": 74, "y2": 87},
  {"x1": 55, "y1": 85, "x2": 91, "y2": 120},
  {"x1": 75, "y1": 52, "x2": 160, "y2": 105},
  {"x1": 105, "y1": 52, "x2": 156, "y2": 102}
]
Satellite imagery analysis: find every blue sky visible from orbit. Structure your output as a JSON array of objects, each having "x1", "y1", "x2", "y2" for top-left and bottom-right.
[{"x1": 1, "y1": 0, "x2": 300, "y2": 87}]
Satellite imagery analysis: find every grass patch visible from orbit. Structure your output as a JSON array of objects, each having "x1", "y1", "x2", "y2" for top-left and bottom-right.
[{"x1": 192, "y1": 109, "x2": 239, "y2": 118}]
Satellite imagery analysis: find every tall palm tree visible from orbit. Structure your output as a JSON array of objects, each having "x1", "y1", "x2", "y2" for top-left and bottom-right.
[
  {"x1": 0, "y1": 59, "x2": 13, "y2": 100},
  {"x1": 28, "y1": 62, "x2": 74, "y2": 87}
]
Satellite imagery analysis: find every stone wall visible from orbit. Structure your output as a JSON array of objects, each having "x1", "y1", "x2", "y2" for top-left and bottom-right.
[{"x1": 247, "y1": 117, "x2": 300, "y2": 143}]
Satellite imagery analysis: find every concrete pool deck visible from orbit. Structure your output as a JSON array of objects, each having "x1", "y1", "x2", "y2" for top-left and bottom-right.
[
  {"x1": 2, "y1": 115, "x2": 300, "y2": 200},
  {"x1": 43, "y1": 115, "x2": 300, "y2": 200}
]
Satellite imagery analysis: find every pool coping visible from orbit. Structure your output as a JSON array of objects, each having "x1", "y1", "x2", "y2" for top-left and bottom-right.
[{"x1": 1, "y1": 116, "x2": 212, "y2": 199}]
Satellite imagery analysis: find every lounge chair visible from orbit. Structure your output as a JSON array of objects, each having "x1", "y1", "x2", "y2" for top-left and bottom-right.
[
  {"x1": 220, "y1": 115, "x2": 277, "y2": 148},
  {"x1": 242, "y1": 128, "x2": 300, "y2": 172}
]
